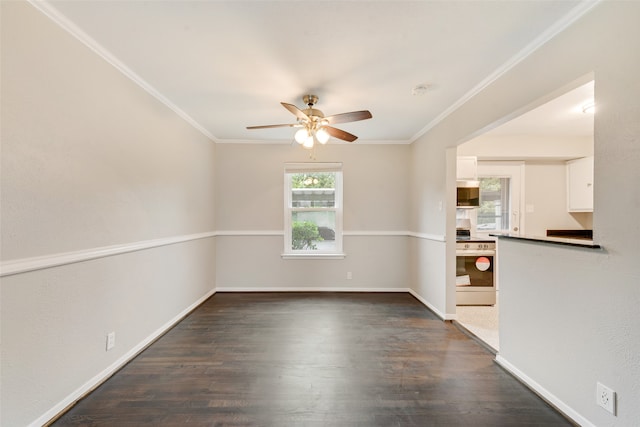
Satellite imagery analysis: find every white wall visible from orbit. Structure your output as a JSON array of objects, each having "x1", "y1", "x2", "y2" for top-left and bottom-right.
[
  {"x1": 407, "y1": 140, "x2": 456, "y2": 318},
  {"x1": 468, "y1": 160, "x2": 592, "y2": 237},
  {"x1": 410, "y1": 2, "x2": 640, "y2": 425},
  {"x1": 524, "y1": 162, "x2": 592, "y2": 236},
  {"x1": 4, "y1": 1, "x2": 639, "y2": 426},
  {"x1": 458, "y1": 134, "x2": 593, "y2": 160},
  {"x1": 459, "y1": 134, "x2": 594, "y2": 236},
  {"x1": 214, "y1": 143, "x2": 410, "y2": 290},
  {"x1": 1, "y1": 3, "x2": 216, "y2": 426}
]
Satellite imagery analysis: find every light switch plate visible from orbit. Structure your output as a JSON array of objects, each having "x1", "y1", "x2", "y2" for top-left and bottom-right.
[{"x1": 106, "y1": 332, "x2": 116, "y2": 351}]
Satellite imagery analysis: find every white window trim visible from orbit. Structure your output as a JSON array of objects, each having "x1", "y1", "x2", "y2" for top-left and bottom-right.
[
  {"x1": 475, "y1": 161, "x2": 525, "y2": 237},
  {"x1": 282, "y1": 163, "x2": 344, "y2": 258}
]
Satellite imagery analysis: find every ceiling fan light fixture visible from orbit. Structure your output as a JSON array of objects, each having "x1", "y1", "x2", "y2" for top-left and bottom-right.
[
  {"x1": 315, "y1": 128, "x2": 330, "y2": 144},
  {"x1": 247, "y1": 95, "x2": 372, "y2": 149},
  {"x1": 295, "y1": 128, "x2": 309, "y2": 144},
  {"x1": 302, "y1": 135, "x2": 314, "y2": 149}
]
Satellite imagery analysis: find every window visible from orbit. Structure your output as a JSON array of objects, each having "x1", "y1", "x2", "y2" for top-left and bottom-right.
[
  {"x1": 284, "y1": 163, "x2": 343, "y2": 257},
  {"x1": 477, "y1": 177, "x2": 510, "y2": 232}
]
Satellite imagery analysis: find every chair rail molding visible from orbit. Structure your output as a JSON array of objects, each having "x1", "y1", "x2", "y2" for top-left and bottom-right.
[
  {"x1": 1, "y1": 230, "x2": 448, "y2": 277},
  {"x1": 0, "y1": 231, "x2": 217, "y2": 278}
]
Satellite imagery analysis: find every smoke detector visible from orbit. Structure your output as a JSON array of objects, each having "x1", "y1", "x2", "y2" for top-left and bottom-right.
[{"x1": 411, "y1": 84, "x2": 431, "y2": 96}]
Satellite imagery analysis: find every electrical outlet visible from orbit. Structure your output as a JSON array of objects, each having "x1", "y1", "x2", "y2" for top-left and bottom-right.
[
  {"x1": 596, "y1": 382, "x2": 616, "y2": 415},
  {"x1": 347, "y1": 271, "x2": 353, "y2": 280},
  {"x1": 106, "y1": 332, "x2": 116, "y2": 351}
]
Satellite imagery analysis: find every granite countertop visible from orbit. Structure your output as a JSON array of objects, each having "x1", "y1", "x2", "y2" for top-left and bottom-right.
[
  {"x1": 546, "y1": 229, "x2": 593, "y2": 240},
  {"x1": 456, "y1": 235, "x2": 496, "y2": 243},
  {"x1": 490, "y1": 233, "x2": 601, "y2": 249}
]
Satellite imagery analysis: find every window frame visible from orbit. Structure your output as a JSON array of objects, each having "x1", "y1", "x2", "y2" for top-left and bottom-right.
[
  {"x1": 477, "y1": 176, "x2": 511, "y2": 233},
  {"x1": 283, "y1": 162, "x2": 344, "y2": 259},
  {"x1": 475, "y1": 161, "x2": 524, "y2": 237}
]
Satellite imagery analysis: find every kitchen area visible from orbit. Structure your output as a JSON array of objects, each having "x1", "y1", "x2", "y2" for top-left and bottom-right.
[
  {"x1": 455, "y1": 156, "x2": 498, "y2": 307},
  {"x1": 453, "y1": 80, "x2": 595, "y2": 351},
  {"x1": 455, "y1": 156, "x2": 501, "y2": 351}
]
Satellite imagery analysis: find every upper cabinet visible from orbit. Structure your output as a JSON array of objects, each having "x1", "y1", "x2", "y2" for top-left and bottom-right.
[
  {"x1": 567, "y1": 156, "x2": 594, "y2": 212},
  {"x1": 457, "y1": 156, "x2": 478, "y2": 180}
]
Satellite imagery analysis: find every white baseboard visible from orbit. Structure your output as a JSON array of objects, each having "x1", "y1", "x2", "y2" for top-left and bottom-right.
[
  {"x1": 30, "y1": 288, "x2": 216, "y2": 427},
  {"x1": 495, "y1": 355, "x2": 594, "y2": 427},
  {"x1": 408, "y1": 289, "x2": 456, "y2": 320},
  {"x1": 31, "y1": 286, "x2": 450, "y2": 426},
  {"x1": 214, "y1": 287, "x2": 455, "y2": 322},
  {"x1": 215, "y1": 286, "x2": 409, "y2": 293}
]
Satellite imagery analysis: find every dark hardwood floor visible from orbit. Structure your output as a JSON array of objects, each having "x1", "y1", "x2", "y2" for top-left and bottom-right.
[{"x1": 52, "y1": 293, "x2": 572, "y2": 426}]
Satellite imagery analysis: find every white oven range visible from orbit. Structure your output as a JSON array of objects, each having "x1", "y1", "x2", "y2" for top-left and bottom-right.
[{"x1": 456, "y1": 241, "x2": 496, "y2": 306}]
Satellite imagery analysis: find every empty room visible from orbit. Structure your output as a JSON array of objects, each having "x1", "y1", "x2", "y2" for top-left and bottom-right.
[{"x1": 1, "y1": 1, "x2": 639, "y2": 426}]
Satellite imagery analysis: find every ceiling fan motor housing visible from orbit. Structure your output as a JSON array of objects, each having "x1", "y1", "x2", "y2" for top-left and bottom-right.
[
  {"x1": 247, "y1": 93, "x2": 370, "y2": 144},
  {"x1": 302, "y1": 108, "x2": 324, "y2": 119},
  {"x1": 303, "y1": 94, "x2": 319, "y2": 107},
  {"x1": 302, "y1": 95, "x2": 324, "y2": 120}
]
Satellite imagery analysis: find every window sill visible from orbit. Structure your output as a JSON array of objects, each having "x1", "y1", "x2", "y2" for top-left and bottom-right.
[{"x1": 281, "y1": 253, "x2": 346, "y2": 260}]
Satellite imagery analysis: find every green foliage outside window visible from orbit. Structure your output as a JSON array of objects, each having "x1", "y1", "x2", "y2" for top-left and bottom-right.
[
  {"x1": 478, "y1": 177, "x2": 510, "y2": 230},
  {"x1": 478, "y1": 177, "x2": 500, "y2": 219},
  {"x1": 480, "y1": 177, "x2": 501, "y2": 192},
  {"x1": 291, "y1": 173, "x2": 335, "y2": 189},
  {"x1": 292, "y1": 221, "x2": 323, "y2": 250}
]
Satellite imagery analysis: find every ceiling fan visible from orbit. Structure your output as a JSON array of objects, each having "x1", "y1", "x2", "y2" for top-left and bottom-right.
[{"x1": 247, "y1": 95, "x2": 372, "y2": 149}]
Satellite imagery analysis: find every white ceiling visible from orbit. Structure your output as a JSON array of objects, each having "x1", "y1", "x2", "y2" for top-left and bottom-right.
[
  {"x1": 40, "y1": 0, "x2": 593, "y2": 144},
  {"x1": 483, "y1": 80, "x2": 594, "y2": 138}
]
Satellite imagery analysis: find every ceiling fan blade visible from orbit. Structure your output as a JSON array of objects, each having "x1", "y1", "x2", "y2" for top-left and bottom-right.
[
  {"x1": 246, "y1": 123, "x2": 296, "y2": 130},
  {"x1": 281, "y1": 102, "x2": 309, "y2": 121},
  {"x1": 325, "y1": 126, "x2": 358, "y2": 142},
  {"x1": 324, "y1": 110, "x2": 372, "y2": 125}
]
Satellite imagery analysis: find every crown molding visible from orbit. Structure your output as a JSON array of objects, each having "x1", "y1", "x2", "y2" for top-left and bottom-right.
[
  {"x1": 28, "y1": 0, "x2": 600, "y2": 147},
  {"x1": 28, "y1": 0, "x2": 217, "y2": 143},
  {"x1": 410, "y1": 0, "x2": 602, "y2": 143}
]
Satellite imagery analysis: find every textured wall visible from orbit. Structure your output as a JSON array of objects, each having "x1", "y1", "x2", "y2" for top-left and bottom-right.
[
  {"x1": 1, "y1": 3, "x2": 216, "y2": 426},
  {"x1": 409, "y1": 2, "x2": 640, "y2": 425},
  {"x1": 214, "y1": 143, "x2": 410, "y2": 290}
]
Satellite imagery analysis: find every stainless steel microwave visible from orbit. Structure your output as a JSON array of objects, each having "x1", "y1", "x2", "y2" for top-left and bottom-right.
[{"x1": 457, "y1": 180, "x2": 480, "y2": 208}]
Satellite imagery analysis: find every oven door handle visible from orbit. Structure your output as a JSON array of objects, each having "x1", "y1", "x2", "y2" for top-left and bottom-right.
[{"x1": 456, "y1": 251, "x2": 495, "y2": 256}]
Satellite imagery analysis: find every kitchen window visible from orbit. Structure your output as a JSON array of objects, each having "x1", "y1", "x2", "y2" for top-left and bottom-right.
[
  {"x1": 477, "y1": 177, "x2": 510, "y2": 232},
  {"x1": 283, "y1": 163, "x2": 343, "y2": 258}
]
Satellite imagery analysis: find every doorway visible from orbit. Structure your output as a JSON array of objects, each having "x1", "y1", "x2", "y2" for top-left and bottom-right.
[
  {"x1": 454, "y1": 79, "x2": 594, "y2": 352},
  {"x1": 455, "y1": 162, "x2": 523, "y2": 351}
]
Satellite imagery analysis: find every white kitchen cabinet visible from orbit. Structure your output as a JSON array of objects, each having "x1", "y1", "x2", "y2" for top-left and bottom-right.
[
  {"x1": 567, "y1": 156, "x2": 594, "y2": 212},
  {"x1": 457, "y1": 156, "x2": 477, "y2": 180}
]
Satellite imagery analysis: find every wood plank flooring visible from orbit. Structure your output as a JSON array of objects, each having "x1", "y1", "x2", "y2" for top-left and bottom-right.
[{"x1": 52, "y1": 293, "x2": 572, "y2": 426}]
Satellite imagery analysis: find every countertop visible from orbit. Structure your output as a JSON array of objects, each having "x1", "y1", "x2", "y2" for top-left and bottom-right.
[
  {"x1": 490, "y1": 233, "x2": 601, "y2": 249},
  {"x1": 456, "y1": 235, "x2": 496, "y2": 243},
  {"x1": 546, "y1": 229, "x2": 593, "y2": 240}
]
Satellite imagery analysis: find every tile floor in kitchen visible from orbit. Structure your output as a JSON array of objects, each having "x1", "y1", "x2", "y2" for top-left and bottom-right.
[{"x1": 456, "y1": 292, "x2": 499, "y2": 351}]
